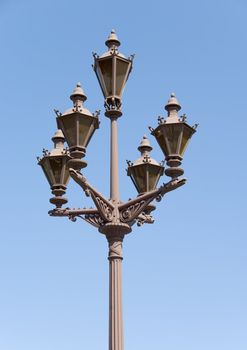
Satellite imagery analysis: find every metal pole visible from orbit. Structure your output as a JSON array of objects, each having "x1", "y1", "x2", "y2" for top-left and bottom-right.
[
  {"x1": 107, "y1": 111, "x2": 125, "y2": 350},
  {"x1": 108, "y1": 236, "x2": 124, "y2": 350},
  {"x1": 110, "y1": 117, "x2": 120, "y2": 203}
]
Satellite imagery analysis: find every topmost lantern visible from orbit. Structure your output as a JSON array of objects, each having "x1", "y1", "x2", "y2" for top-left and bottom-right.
[{"x1": 93, "y1": 30, "x2": 133, "y2": 109}]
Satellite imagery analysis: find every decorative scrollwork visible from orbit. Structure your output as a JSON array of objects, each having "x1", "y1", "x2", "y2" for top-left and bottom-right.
[
  {"x1": 137, "y1": 213, "x2": 154, "y2": 227},
  {"x1": 108, "y1": 240, "x2": 123, "y2": 259},
  {"x1": 69, "y1": 168, "x2": 114, "y2": 223},
  {"x1": 120, "y1": 200, "x2": 146, "y2": 223},
  {"x1": 68, "y1": 214, "x2": 77, "y2": 222},
  {"x1": 83, "y1": 214, "x2": 105, "y2": 228},
  {"x1": 95, "y1": 197, "x2": 114, "y2": 221}
]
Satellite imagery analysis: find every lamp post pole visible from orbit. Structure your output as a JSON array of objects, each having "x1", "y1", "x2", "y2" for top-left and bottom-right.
[
  {"x1": 109, "y1": 113, "x2": 121, "y2": 203},
  {"x1": 105, "y1": 109, "x2": 124, "y2": 350},
  {"x1": 38, "y1": 30, "x2": 197, "y2": 350}
]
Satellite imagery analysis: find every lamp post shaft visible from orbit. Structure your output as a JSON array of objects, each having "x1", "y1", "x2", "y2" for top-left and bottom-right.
[
  {"x1": 108, "y1": 237, "x2": 124, "y2": 350},
  {"x1": 110, "y1": 117, "x2": 120, "y2": 203}
]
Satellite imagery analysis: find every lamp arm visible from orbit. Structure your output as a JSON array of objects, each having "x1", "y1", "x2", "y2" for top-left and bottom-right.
[
  {"x1": 69, "y1": 168, "x2": 115, "y2": 222},
  {"x1": 48, "y1": 207, "x2": 106, "y2": 228},
  {"x1": 136, "y1": 212, "x2": 155, "y2": 226},
  {"x1": 157, "y1": 177, "x2": 186, "y2": 201},
  {"x1": 48, "y1": 207, "x2": 99, "y2": 217},
  {"x1": 118, "y1": 178, "x2": 186, "y2": 223}
]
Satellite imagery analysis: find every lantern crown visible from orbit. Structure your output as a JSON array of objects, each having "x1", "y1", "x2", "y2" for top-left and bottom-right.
[
  {"x1": 51, "y1": 129, "x2": 66, "y2": 153},
  {"x1": 63, "y1": 82, "x2": 91, "y2": 116},
  {"x1": 70, "y1": 82, "x2": 87, "y2": 103},
  {"x1": 105, "y1": 29, "x2": 121, "y2": 49},
  {"x1": 164, "y1": 93, "x2": 181, "y2": 123},
  {"x1": 138, "y1": 135, "x2": 153, "y2": 154},
  {"x1": 133, "y1": 136, "x2": 160, "y2": 166}
]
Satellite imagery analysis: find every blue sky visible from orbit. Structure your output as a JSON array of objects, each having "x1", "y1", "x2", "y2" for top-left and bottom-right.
[{"x1": 0, "y1": 0, "x2": 247, "y2": 349}]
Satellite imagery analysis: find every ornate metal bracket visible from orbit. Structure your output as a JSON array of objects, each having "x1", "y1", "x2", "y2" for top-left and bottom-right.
[
  {"x1": 48, "y1": 207, "x2": 106, "y2": 228},
  {"x1": 136, "y1": 212, "x2": 154, "y2": 226},
  {"x1": 118, "y1": 178, "x2": 186, "y2": 223},
  {"x1": 69, "y1": 169, "x2": 115, "y2": 222},
  {"x1": 54, "y1": 172, "x2": 186, "y2": 229}
]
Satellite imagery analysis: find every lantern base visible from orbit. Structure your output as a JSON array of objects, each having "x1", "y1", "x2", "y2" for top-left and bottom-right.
[
  {"x1": 144, "y1": 203, "x2": 156, "y2": 214},
  {"x1": 105, "y1": 108, "x2": 122, "y2": 119},
  {"x1": 67, "y1": 158, "x2": 87, "y2": 170},
  {"x1": 50, "y1": 196, "x2": 68, "y2": 208},
  {"x1": 165, "y1": 167, "x2": 184, "y2": 178}
]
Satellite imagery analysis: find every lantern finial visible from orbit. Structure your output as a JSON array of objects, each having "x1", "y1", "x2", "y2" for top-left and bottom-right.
[
  {"x1": 105, "y1": 29, "x2": 121, "y2": 48},
  {"x1": 165, "y1": 92, "x2": 181, "y2": 122},
  {"x1": 138, "y1": 135, "x2": 153, "y2": 154},
  {"x1": 70, "y1": 82, "x2": 87, "y2": 103},
  {"x1": 52, "y1": 129, "x2": 65, "y2": 145}
]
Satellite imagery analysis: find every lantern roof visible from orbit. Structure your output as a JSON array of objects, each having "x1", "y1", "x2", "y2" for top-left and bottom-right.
[
  {"x1": 138, "y1": 134, "x2": 152, "y2": 153},
  {"x1": 99, "y1": 30, "x2": 126, "y2": 59},
  {"x1": 164, "y1": 93, "x2": 181, "y2": 123},
  {"x1": 132, "y1": 136, "x2": 160, "y2": 166},
  {"x1": 105, "y1": 29, "x2": 121, "y2": 48},
  {"x1": 63, "y1": 83, "x2": 92, "y2": 116},
  {"x1": 40, "y1": 129, "x2": 68, "y2": 159},
  {"x1": 51, "y1": 129, "x2": 64, "y2": 142},
  {"x1": 165, "y1": 92, "x2": 181, "y2": 111},
  {"x1": 70, "y1": 82, "x2": 87, "y2": 102}
]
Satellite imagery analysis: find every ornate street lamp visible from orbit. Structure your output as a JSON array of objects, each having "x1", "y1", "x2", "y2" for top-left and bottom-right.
[
  {"x1": 150, "y1": 93, "x2": 198, "y2": 178},
  {"x1": 38, "y1": 31, "x2": 197, "y2": 350},
  {"x1": 55, "y1": 82, "x2": 100, "y2": 170},
  {"x1": 127, "y1": 135, "x2": 164, "y2": 194},
  {"x1": 38, "y1": 129, "x2": 70, "y2": 208},
  {"x1": 93, "y1": 29, "x2": 133, "y2": 111}
]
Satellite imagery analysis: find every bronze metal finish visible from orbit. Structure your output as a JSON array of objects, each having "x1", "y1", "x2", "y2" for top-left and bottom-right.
[{"x1": 38, "y1": 31, "x2": 197, "y2": 350}]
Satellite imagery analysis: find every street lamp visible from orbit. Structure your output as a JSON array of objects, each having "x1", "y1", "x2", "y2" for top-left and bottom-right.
[{"x1": 38, "y1": 30, "x2": 197, "y2": 350}]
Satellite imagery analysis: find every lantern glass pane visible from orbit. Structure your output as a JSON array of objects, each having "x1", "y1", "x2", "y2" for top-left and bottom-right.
[
  {"x1": 131, "y1": 165, "x2": 147, "y2": 193},
  {"x1": 58, "y1": 115, "x2": 77, "y2": 147},
  {"x1": 62, "y1": 159, "x2": 70, "y2": 185},
  {"x1": 116, "y1": 59, "x2": 130, "y2": 96},
  {"x1": 79, "y1": 116, "x2": 93, "y2": 148},
  {"x1": 49, "y1": 157, "x2": 63, "y2": 184},
  {"x1": 148, "y1": 166, "x2": 162, "y2": 191},
  {"x1": 164, "y1": 124, "x2": 182, "y2": 155},
  {"x1": 180, "y1": 125, "x2": 194, "y2": 156},
  {"x1": 41, "y1": 158, "x2": 54, "y2": 187},
  {"x1": 155, "y1": 128, "x2": 169, "y2": 156},
  {"x1": 98, "y1": 59, "x2": 113, "y2": 96}
]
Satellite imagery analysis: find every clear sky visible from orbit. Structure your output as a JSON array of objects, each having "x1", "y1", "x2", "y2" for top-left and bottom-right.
[{"x1": 0, "y1": 0, "x2": 246, "y2": 349}]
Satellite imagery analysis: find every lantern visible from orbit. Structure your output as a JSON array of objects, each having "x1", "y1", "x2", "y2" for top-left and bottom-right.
[
  {"x1": 38, "y1": 129, "x2": 70, "y2": 208},
  {"x1": 56, "y1": 83, "x2": 99, "y2": 170},
  {"x1": 93, "y1": 30, "x2": 133, "y2": 109},
  {"x1": 127, "y1": 135, "x2": 164, "y2": 194},
  {"x1": 151, "y1": 93, "x2": 197, "y2": 178}
]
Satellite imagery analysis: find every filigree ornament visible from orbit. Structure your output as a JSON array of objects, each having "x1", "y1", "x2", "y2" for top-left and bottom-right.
[
  {"x1": 68, "y1": 215, "x2": 77, "y2": 222},
  {"x1": 83, "y1": 214, "x2": 105, "y2": 228},
  {"x1": 120, "y1": 200, "x2": 146, "y2": 223},
  {"x1": 95, "y1": 197, "x2": 114, "y2": 221},
  {"x1": 137, "y1": 213, "x2": 154, "y2": 226},
  {"x1": 108, "y1": 240, "x2": 123, "y2": 259}
]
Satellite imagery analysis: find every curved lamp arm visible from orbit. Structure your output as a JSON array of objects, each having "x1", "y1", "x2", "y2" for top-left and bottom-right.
[
  {"x1": 69, "y1": 168, "x2": 115, "y2": 222},
  {"x1": 118, "y1": 178, "x2": 186, "y2": 223}
]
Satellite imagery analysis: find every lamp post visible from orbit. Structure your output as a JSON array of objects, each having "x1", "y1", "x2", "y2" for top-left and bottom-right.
[{"x1": 38, "y1": 30, "x2": 197, "y2": 350}]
